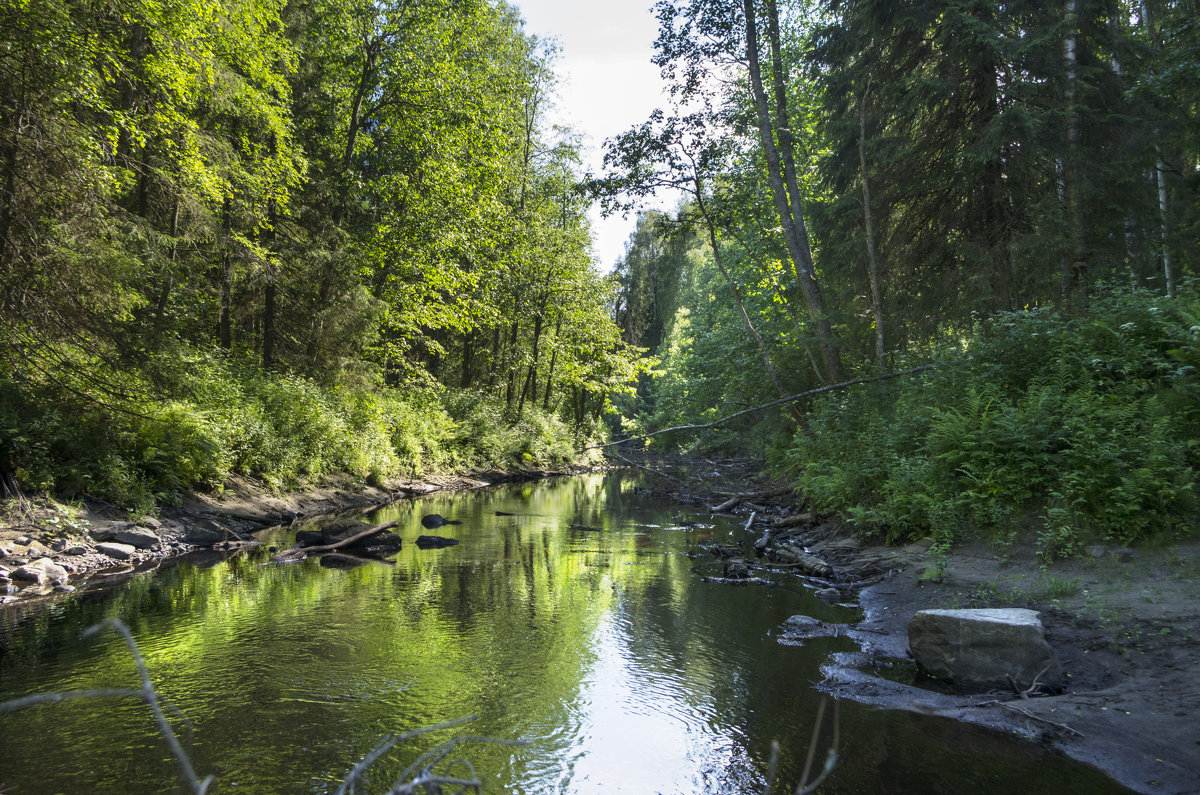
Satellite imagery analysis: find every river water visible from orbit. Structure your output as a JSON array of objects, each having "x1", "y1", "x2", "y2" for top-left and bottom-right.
[{"x1": 0, "y1": 473, "x2": 1130, "y2": 793}]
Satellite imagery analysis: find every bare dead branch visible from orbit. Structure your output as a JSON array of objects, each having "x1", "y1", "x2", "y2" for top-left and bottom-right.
[{"x1": 582, "y1": 365, "x2": 937, "y2": 452}]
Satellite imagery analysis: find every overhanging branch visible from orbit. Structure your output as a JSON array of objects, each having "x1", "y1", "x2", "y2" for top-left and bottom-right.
[{"x1": 581, "y1": 364, "x2": 937, "y2": 452}]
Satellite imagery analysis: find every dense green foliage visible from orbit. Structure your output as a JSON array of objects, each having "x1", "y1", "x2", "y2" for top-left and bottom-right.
[
  {"x1": 605, "y1": 0, "x2": 1200, "y2": 549},
  {"x1": 0, "y1": 0, "x2": 642, "y2": 508},
  {"x1": 788, "y1": 285, "x2": 1200, "y2": 555}
]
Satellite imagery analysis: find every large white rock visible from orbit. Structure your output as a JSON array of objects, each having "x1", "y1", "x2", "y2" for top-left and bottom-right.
[{"x1": 908, "y1": 608, "x2": 1065, "y2": 692}]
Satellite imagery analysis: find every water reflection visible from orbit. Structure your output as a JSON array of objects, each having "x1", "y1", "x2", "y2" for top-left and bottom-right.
[{"x1": 0, "y1": 473, "x2": 1131, "y2": 794}]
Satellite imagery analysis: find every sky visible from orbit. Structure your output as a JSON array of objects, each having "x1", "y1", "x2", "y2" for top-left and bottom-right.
[{"x1": 513, "y1": 1, "x2": 678, "y2": 272}]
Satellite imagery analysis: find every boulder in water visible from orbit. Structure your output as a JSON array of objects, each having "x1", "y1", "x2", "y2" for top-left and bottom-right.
[
  {"x1": 416, "y1": 535, "x2": 460, "y2": 549},
  {"x1": 420, "y1": 514, "x2": 462, "y2": 529},
  {"x1": 908, "y1": 608, "x2": 1065, "y2": 692}
]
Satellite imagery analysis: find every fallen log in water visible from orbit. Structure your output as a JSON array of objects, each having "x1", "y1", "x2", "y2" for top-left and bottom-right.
[{"x1": 272, "y1": 519, "x2": 400, "y2": 563}]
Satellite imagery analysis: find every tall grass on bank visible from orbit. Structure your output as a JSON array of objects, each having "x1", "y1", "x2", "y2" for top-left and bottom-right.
[
  {"x1": 0, "y1": 344, "x2": 602, "y2": 513},
  {"x1": 785, "y1": 284, "x2": 1200, "y2": 556}
]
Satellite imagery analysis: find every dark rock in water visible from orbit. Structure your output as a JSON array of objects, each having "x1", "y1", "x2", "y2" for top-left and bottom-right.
[
  {"x1": 723, "y1": 558, "x2": 751, "y2": 579},
  {"x1": 494, "y1": 511, "x2": 516, "y2": 516},
  {"x1": 814, "y1": 587, "x2": 841, "y2": 603},
  {"x1": 12, "y1": 558, "x2": 69, "y2": 585},
  {"x1": 319, "y1": 554, "x2": 367, "y2": 570},
  {"x1": 777, "y1": 615, "x2": 843, "y2": 645},
  {"x1": 908, "y1": 608, "x2": 1065, "y2": 692},
  {"x1": 181, "y1": 519, "x2": 231, "y2": 546},
  {"x1": 703, "y1": 543, "x2": 742, "y2": 559},
  {"x1": 321, "y1": 521, "x2": 402, "y2": 550},
  {"x1": 416, "y1": 535, "x2": 460, "y2": 549},
  {"x1": 421, "y1": 514, "x2": 462, "y2": 529},
  {"x1": 295, "y1": 530, "x2": 324, "y2": 547},
  {"x1": 570, "y1": 523, "x2": 602, "y2": 532}
]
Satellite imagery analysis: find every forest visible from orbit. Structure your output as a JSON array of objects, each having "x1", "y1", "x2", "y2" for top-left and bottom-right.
[{"x1": 2, "y1": 0, "x2": 1199, "y2": 555}]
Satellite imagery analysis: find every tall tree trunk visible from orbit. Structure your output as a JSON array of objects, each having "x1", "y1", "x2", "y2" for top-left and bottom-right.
[
  {"x1": 1061, "y1": 0, "x2": 1087, "y2": 299},
  {"x1": 518, "y1": 314, "x2": 544, "y2": 416},
  {"x1": 1139, "y1": 2, "x2": 1174, "y2": 298},
  {"x1": 744, "y1": 0, "x2": 845, "y2": 382},
  {"x1": 504, "y1": 319, "x2": 519, "y2": 408},
  {"x1": 461, "y1": 331, "x2": 475, "y2": 388},
  {"x1": 858, "y1": 85, "x2": 886, "y2": 372},
  {"x1": 488, "y1": 325, "x2": 500, "y2": 387},
  {"x1": 219, "y1": 198, "x2": 233, "y2": 348},
  {"x1": 0, "y1": 70, "x2": 24, "y2": 270},
  {"x1": 1156, "y1": 160, "x2": 1174, "y2": 298},
  {"x1": 543, "y1": 317, "x2": 561, "y2": 411},
  {"x1": 262, "y1": 198, "x2": 277, "y2": 370},
  {"x1": 155, "y1": 194, "x2": 180, "y2": 326}
]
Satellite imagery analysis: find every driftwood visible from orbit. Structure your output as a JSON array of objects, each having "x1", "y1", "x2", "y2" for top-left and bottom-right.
[
  {"x1": 774, "y1": 512, "x2": 816, "y2": 528},
  {"x1": 272, "y1": 519, "x2": 400, "y2": 562},
  {"x1": 712, "y1": 496, "x2": 741, "y2": 512}
]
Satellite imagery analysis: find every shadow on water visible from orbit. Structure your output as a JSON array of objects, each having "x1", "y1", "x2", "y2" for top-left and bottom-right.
[{"x1": 0, "y1": 473, "x2": 1132, "y2": 793}]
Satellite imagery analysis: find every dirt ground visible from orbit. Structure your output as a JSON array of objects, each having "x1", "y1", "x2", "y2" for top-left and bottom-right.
[{"x1": 812, "y1": 534, "x2": 1200, "y2": 795}]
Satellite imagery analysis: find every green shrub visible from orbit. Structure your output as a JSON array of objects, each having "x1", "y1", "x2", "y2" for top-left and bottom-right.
[
  {"x1": 787, "y1": 284, "x2": 1200, "y2": 554},
  {"x1": 1, "y1": 340, "x2": 601, "y2": 510}
]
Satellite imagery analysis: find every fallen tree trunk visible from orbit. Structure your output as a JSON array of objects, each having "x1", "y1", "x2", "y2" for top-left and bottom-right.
[
  {"x1": 272, "y1": 519, "x2": 401, "y2": 563},
  {"x1": 774, "y1": 512, "x2": 815, "y2": 528}
]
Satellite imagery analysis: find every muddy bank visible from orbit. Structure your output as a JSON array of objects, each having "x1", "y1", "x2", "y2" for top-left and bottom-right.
[
  {"x1": 632, "y1": 453, "x2": 1200, "y2": 795},
  {"x1": 0, "y1": 466, "x2": 599, "y2": 607}
]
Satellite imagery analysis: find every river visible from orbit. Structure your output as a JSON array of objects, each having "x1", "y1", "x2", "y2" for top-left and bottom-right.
[{"x1": 0, "y1": 472, "x2": 1131, "y2": 793}]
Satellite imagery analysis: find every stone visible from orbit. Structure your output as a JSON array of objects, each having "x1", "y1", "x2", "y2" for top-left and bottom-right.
[
  {"x1": 14, "y1": 535, "x2": 31, "y2": 545},
  {"x1": 12, "y1": 558, "x2": 69, "y2": 585},
  {"x1": 64, "y1": 545, "x2": 88, "y2": 556},
  {"x1": 112, "y1": 526, "x2": 160, "y2": 549},
  {"x1": 908, "y1": 608, "x2": 1064, "y2": 692},
  {"x1": 723, "y1": 558, "x2": 751, "y2": 579},
  {"x1": 784, "y1": 615, "x2": 824, "y2": 631},
  {"x1": 89, "y1": 523, "x2": 122, "y2": 541},
  {"x1": 814, "y1": 587, "x2": 841, "y2": 603},
  {"x1": 181, "y1": 520, "x2": 230, "y2": 546},
  {"x1": 416, "y1": 535, "x2": 460, "y2": 549},
  {"x1": 420, "y1": 514, "x2": 462, "y2": 529},
  {"x1": 20, "y1": 540, "x2": 52, "y2": 557},
  {"x1": 294, "y1": 530, "x2": 324, "y2": 547},
  {"x1": 51, "y1": 538, "x2": 69, "y2": 552},
  {"x1": 96, "y1": 542, "x2": 137, "y2": 560},
  {"x1": 54, "y1": 583, "x2": 76, "y2": 593},
  {"x1": 139, "y1": 517, "x2": 162, "y2": 529}
]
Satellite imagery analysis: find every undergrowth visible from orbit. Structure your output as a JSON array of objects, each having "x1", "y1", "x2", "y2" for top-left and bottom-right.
[
  {"x1": 0, "y1": 343, "x2": 602, "y2": 513},
  {"x1": 785, "y1": 284, "x2": 1200, "y2": 556}
]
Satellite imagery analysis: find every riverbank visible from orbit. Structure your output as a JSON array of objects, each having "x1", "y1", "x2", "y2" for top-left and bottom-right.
[
  {"x1": 817, "y1": 532, "x2": 1200, "y2": 795},
  {"x1": 629, "y1": 453, "x2": 1199, "y2": 795},
  {"x1": 0, "y1": 466, "x2": 601, "y2": 606}
]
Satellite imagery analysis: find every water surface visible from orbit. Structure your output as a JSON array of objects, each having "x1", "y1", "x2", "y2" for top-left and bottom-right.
[{"x1": 0, "y1": 473, "x2": 1130, "y2": 793}]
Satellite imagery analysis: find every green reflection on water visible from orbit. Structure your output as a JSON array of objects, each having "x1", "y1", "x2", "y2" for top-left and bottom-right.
[{"x1": 0, "y1": 474, "x2": 1132, "y2": 794}]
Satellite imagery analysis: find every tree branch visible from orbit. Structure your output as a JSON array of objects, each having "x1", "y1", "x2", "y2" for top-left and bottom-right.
[{"x1": 581, "y1": 364, "x2": 937, "y2": 452}]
